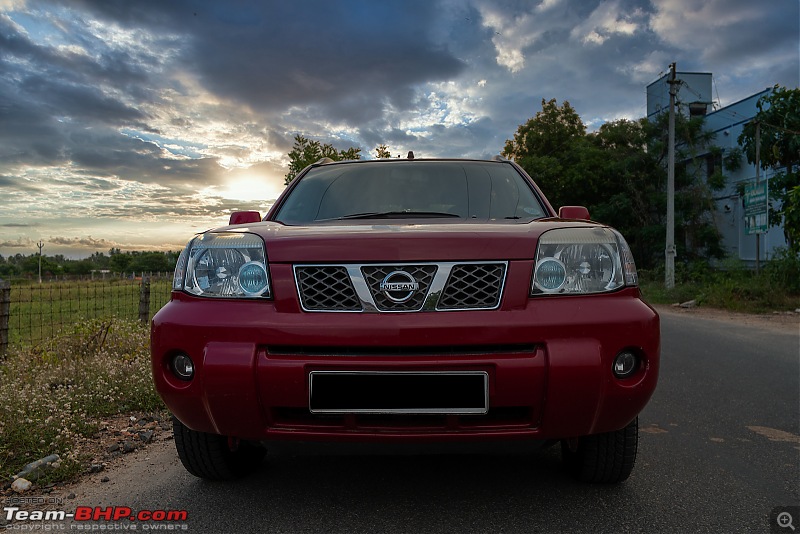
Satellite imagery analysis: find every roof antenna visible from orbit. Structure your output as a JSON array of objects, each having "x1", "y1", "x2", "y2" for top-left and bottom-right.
[{"x1": 407, "y1": 151, "x2": 415, "y2": 160}]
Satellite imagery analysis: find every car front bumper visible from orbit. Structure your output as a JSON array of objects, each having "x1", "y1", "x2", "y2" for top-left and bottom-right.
[{"x1": 151, "y1": 283, "x2": 659, "y2": 443}]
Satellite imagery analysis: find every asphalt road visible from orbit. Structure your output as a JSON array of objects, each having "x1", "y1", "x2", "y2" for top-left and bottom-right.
[{"x1": 60, "y1": 308, "x2": 800, "y2": 533}]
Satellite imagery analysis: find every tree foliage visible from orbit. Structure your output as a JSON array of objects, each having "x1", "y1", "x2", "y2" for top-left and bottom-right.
[
  {"x1": 0, "y1": 249, "x2": 179, "y2": 279},
  {"x1": 375, "y1": 144, "x2": 392, "y2": 159},
  {"x1": 284, "y1": 135, "x2": 362, "y2": 185},
  {"x1": 503, "y1": 99, "x2": 728, "y2": 268},
  {"x1": 503, "y1": 99, "x2": 587, "y2": 208},
  {"x1": 738, "y1": 85, "x2": 800, "y2": 251}
]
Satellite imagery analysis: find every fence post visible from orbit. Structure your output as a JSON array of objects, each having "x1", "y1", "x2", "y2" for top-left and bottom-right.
[
  {"x1": 0, "y1": 278, "x2": 9, "y2": 358},
  {"x1": 138, "y1": 275, "x2": 151, "y2": 326}
]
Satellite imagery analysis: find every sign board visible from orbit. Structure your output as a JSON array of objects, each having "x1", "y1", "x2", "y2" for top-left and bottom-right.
[{"x1": 744, "y1": 182, "x2": 768, "y2": 235}]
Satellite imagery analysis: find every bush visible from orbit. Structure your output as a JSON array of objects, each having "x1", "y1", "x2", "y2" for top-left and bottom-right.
[
  {"x1": 765, "y1": 248, "x2": 800, "y2": 294},
  {"x1": 639, "y1": 254, "x2": 800, "y2": 313}
]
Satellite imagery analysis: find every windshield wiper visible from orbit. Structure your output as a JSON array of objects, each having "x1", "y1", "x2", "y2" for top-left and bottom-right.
[{"x1": 330, "y1": 210, "x2": 461, "y2": 220}]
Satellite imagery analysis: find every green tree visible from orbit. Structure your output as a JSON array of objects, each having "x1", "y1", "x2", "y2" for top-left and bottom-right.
[
  {"x1": 110, "y1": 253, "x2": 132, "y2": 273},
  {"x1": 129, "y1": 252, "x2": 173, "y2": 273},
  {"x1": 21, "y1": 255, "x2": 62, "y2": 277},
  {"x1": 738, "y1": 86, "x2": 800, "y2": 251},
  {"x1": 0, "y1": 257, "x2": 20, "y2": 278},
  {"x1": 284, "y1": 135, "x2": 362, "y2": 185},
  {"x1": 375, "y1": 144, "x2": 392, "y2": 159},
  {"x1": 646, "y1": 111, "x2": 725, "y2": 263},
  {"x1": 503, "y1": 99, "x2": 728, "y2": 269},
  {"x1": 590, "y1": 118, "x2": 665, "y2": 266},
  {"x1": 502, "y1": 99, "x2": 587, "y2": 208},
  {"x1": 88, "y1": 251, "x2": 111, "y2": 269},
  {"x1": 64, "y1": 260, "x2": 94, "y2": 275}
]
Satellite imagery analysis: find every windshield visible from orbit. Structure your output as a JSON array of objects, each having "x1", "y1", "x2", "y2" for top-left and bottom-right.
[{"x1": 273, "y1": 161, "x2": 547, "y2": 225}]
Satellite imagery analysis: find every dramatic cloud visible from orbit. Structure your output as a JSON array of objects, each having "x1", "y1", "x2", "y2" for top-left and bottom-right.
[
  {"x1": 649, "y1": 0, "x2": 798, "y2": 100},
  {"x1": 0, "y1": 0, "x2": 797, "y2": 257},
  {"x1": 0, "y1": 237, "x2": 36, "y2": 248},
  {"x1": 48, "y1": 236, "x2": 119, "y2": 248}
]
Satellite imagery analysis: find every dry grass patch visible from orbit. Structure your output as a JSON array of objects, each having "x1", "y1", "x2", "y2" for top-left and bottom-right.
[{"x1": 0, "y1": 319, "x2": 164, "y2": 486}]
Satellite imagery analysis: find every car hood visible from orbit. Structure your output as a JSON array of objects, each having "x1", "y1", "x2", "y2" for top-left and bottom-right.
[{"x1": 211, "y1": 220, "x2": 602, "y2": 263}]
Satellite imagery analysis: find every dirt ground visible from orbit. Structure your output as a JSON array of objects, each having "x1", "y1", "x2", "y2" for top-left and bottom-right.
[{"x1": 653, "y1": 303, "x2": 800, "y2": 334}]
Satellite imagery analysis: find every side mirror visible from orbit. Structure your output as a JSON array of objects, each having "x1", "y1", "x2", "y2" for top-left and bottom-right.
[
  {"x1": 558, "y1": 206, "x2": 590, "y2": 220},
  {"x1": 229, "y1": 211, "x2": 261, "y2": 225}
]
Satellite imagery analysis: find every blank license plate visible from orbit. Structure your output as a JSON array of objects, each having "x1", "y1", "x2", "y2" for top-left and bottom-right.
[{"x1": 309, "y1": 371, "x2": 489, "y2": 414}]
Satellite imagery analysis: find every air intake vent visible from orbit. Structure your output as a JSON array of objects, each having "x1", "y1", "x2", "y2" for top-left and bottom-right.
[
  {"x1": 438, "y1": 263, "x2": 506, "y2": 310},
  {"x1": 293, "y1": 262, "x2": 507, "y2": 313},
  {"x1": 295, "y1": 266, "x2": 361, "y2": 311}
]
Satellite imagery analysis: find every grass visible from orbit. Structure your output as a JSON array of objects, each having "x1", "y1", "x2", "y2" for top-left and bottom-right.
[
  {"x1": 641, "y1": 280, "x2": 800, "y2": 313},
  {"x1": 639, "y1": 253, "x2": 800, "y2": 313},
  {"x1": 0, "y1": 318, "x2": 164, "y2": 484},
  {"x1": 7, "y1": 278, "x2": 173, "y2": 346}
]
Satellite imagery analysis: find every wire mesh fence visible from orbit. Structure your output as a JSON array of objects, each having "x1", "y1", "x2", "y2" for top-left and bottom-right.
[{"x1": 0, "y1": 273, "x2": 174, "y2": 352}]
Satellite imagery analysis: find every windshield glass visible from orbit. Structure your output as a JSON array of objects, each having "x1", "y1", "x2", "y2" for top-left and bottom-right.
[{"x1": 273, "y1": 161, "x2": 547, "y2": 225}]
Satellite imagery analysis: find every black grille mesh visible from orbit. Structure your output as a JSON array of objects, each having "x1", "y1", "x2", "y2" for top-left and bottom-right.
[
  {"x1": 438, "y1": 264, "x2": 505, "y2": 310},
  {"x1": 295, "y1": 263, "x2": 506, "y2": 312},
  {"x1": 296, "y1": 266, "x2": 361, "y2": 311}
]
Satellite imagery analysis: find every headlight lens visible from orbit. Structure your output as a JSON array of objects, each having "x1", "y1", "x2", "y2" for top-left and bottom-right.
[
  {"x1": 531, "y1": 227, "x2": 637, "y2": 295},
  {"x1": 172, "y1": 243, "x2": 190, "y2": 291},
  {"x1": 176, "y1": 232, "x2": 271, "y2": 298}
]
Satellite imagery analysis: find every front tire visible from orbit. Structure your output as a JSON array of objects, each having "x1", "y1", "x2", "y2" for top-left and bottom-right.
[
  {"x1": 172, "y1": 416, "x2": 265, "y2": 480},
  {"x1": 561, "y1": 417, "x2": 638, "y2": 483}
]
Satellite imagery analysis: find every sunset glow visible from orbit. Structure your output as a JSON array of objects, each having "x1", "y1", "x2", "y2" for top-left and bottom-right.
[{"x1": 0, "y1": 1, "x2": 796, "y2": 257}]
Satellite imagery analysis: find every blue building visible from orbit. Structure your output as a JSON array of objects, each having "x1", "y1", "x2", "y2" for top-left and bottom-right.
[{"x1": 646, "y1": 72, "x2": 787, "y2": 264}]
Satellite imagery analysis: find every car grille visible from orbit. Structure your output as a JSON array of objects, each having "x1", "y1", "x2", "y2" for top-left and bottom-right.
[
  {"x1": 295, "y1": 266, "x2": 362, "y2": 311},
  {"x1": 438, "y1": 263, "x2": 506, "y2": 310},
  {"x1": 293, "y1": 262, "x2": 507, "y2": 313}
]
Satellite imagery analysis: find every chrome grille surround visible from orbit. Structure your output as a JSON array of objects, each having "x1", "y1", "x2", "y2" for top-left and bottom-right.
[{"x1": 293, "y1": 262, "x2": 508, "y2": 313}]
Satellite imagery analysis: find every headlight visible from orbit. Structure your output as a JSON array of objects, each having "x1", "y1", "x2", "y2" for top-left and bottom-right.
[
  {"x1": 174, "y1": 232, "x2": 271, "y2": 298},
  {"x1": 531, "y1": 227, "x2": 637, "y2": 295},
  {"x1": 172, "y1": 243, "x2": 190, "y2": 291}
]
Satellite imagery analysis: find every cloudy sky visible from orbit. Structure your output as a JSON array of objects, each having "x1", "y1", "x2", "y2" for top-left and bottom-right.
[{"x1": 1, "y1": 0, "x2": 797, "y2": 258}]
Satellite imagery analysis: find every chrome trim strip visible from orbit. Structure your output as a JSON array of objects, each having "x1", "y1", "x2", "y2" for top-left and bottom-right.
[
  {"x1": 293, "y1": 261, "x2": 508, "y2": 313},
  {"x1": 308, "y1": 370, "x2": 490, "y2": 415}
]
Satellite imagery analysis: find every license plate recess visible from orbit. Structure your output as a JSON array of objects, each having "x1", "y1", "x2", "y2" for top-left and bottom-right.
[{"x1": 309, "y1": 371, "x2": 489, "y2": 415}]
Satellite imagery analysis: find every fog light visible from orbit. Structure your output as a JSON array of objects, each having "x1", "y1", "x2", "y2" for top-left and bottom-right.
[
  {"x1": 171, "y1": 353, "x2": 194, "y2": 381},
  {"x1": 613, "y1": 351, "x2": 638, "y2": 379}
]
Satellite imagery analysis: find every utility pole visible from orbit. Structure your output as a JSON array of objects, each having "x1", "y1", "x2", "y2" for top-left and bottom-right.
[
  {"x1": 37, "y1": 240, "x2": 44, "y2": 284},
  {"x1": 665, "y1": 63, "x2": 678, "y2": 289},
  {"x1": 754, "y1": 120, "x2": 761, "y2": 274}
]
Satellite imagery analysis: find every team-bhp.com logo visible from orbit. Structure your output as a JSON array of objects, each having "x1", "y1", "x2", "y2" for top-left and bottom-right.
[{"x1": 4, "y1": 505, "x2": 189, "y2": 530}]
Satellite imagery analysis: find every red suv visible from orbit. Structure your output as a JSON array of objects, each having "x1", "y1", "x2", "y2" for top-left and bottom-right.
[{"x1": 151, "y1": 156, "x2": 660, "y2": 483}]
